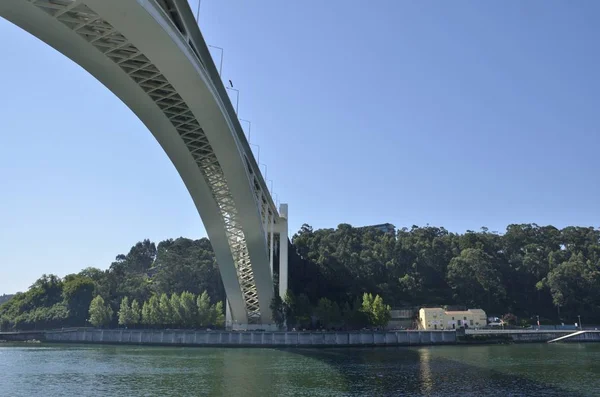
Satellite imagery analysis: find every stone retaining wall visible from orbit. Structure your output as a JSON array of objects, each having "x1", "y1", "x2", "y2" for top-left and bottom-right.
[{"x1": 44, "y1": 329, "x2": 457, "y2": 347}]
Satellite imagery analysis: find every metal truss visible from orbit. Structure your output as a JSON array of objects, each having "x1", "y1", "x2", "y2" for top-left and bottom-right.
[{"x1": 29, "y1": 0, "x2": 263, "y2": 322}]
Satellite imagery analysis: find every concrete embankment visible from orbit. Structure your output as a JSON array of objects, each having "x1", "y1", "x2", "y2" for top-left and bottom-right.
[
  {"x1": 512, "y1": 331, "x2": 600, "y2": 343},
  {"x1": 463, "y1": 330, "x2": 600, "y2": 343},
  {"x1": 0, "y1": 331, "x2": 45, "y2": 342},
  {"x1": 44, "y1": 328, "x2": 456, "y2": 347}
]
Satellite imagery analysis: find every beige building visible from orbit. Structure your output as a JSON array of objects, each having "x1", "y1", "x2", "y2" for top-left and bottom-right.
[{"x1": 418, "y1": 308, "x2": 487, "y2": 330}]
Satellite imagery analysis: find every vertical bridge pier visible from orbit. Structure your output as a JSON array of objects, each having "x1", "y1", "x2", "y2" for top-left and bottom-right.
[{"x1": 227, "y1": 204, "x2": 288, "y2": 331}]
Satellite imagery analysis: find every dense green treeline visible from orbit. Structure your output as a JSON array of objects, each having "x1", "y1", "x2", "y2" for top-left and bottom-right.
[
  {"x1": 2, "y1": 223, "x2": 599, "y2": 331},
  {"x1": 289, "y1": 223, "x2": 600, "y2": 324},
  {"x1": 270, "y1": 291, "x2": 391, "y2": 330},
  {"x1": 0, "y1": 238, "x2": 225, "y2": 331},
  {"x1": 86, "y1": 291, "x2": 225, "y2": 329},
  {"x1": 0, "y1": 294, "x2": 14, "y2": 305}
]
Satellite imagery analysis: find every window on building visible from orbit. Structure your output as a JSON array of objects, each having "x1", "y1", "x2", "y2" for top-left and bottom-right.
[
  {"x1": 470, "y1": 320, "x2": 473, "y2": 326},
  {"x1": 464, "y1": 316, "x2": 467, "y2": 320},
  {"x1": 452, "y1": 317, "x2": 454, "y2": 320}
]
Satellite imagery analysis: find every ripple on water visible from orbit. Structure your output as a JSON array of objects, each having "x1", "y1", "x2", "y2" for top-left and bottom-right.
[{"x1": 0, "y1": 344, "x2": 599, "y2": 396}]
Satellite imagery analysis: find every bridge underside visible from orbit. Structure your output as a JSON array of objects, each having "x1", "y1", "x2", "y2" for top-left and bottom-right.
[{"x1": 0, "y1": 0, "x2": 287, "y2": 327}]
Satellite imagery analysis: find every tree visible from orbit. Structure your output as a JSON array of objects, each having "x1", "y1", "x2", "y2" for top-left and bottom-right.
[
  {"x1": 141, "y1": 301, "x2": 151, "y2": 326},
  {"x1": 541, "y1": 253, "x2": 600, "y2": 318},
  {"x1": 502, "y1": 313, "x2": 517, "y2": 326},
  {"x1": 361, "y1": 293, "x2": 375, "y2": 324},
  {"x1": 371, "y1": 295, "x2": 391, "y2": 327},
  {"x1": 170, "y1": 293, "x2": 183, "y2": 328},
  {"x1": 447, "y1": 248, "x2": 506, "y2": 310},
  {"x1": 196, "y1": 291, "x2": 212, "y2": 327},
  {"x1": 179, "y1": 291, "x2": 197, "y2": 328},
  {"x1": 0, "y1": 294, "x2": 14, "y2": 306},
  {"x1": 270, "y1": 294, "x2": 285, "y2": 328},
  {"x1": 315, "y1": 298, "x2": 341, "y2": 328},
  {"x1": 130, "y1": 299, "x2": 141, "y2": 326},
  {"x1": 118, "y1": 297, "x2": 139, "y2": 327},
  {"x1": 212, "y1": 301, "x2": 225, "y2": 327},
  {"x1": 294, "y1": 294, "x2": 313, "y2": 328},
  {"x1": 283, "y1": 290, "x2": 297, "y2": 328},
  {"x1": 158, "y1": 293, "x2": 173, "y2": 327},
  {"x1": 89, "y1": 295, "x2": 113, "y2": 328},
  {"x1": 62, "y1": 276, "x2": 96, "y2": 326},
  {"x1": 142, "y1": 295, "x2": 160, "y2": 327},
  {"x1": 343, "y1": 297, "x2": 369, "y2": 329},
  {"x1": 152, "y1": 238, "x2": 224, "y2": 302}
]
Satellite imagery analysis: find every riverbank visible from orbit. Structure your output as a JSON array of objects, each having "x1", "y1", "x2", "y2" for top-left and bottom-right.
[
  {"x1": 3, "y1": 328, "x2": 599, "y2": 347},
  {"x1": 461, "y1": 329, "x2": 600, "y2": 344},
  {"x1": 43, "y1": 328, "x2": 457, "y2": 347}
]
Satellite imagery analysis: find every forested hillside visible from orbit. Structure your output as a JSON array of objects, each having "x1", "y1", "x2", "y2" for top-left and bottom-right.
[
  {"x1": 0, "y1": 294, "x2": 14, "y2": 305},
  {"x1": 2, "y1": 223, "x2": 599, "y2": 331},
  {"x1": 0, "y1": 238, "x2": 224, "y2": 331},
  {"x1": 289, "y1": 223, "x2": 600, "y2": 324}
]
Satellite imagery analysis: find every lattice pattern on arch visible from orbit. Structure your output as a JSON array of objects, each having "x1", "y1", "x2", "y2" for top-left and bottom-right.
[{"x1": 29, "y1": 0, "x2": 263, "y2": 323}]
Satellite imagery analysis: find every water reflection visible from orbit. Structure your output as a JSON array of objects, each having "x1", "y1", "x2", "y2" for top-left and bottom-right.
[
  {"x1": 417, "y1": 347, "x2": 433, "y2": 395},
  {"x1": 0, "y1": 344, "x2": 598, "y2": 396},
  {"x1": 289, "y1": 346, "x2": 592, "y2": 396}
]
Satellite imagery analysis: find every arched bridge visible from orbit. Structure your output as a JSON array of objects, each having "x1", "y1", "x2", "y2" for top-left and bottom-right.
[{"x1": 0, "y1": 0, "x2": 288, "y2": 330}]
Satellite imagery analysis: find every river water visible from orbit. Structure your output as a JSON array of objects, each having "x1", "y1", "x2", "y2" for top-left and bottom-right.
[{"x1": 0, "y1": 343, "x2": 598, "y2": 396}]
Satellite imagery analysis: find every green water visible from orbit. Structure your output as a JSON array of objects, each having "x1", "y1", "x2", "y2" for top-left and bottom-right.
[{"x1": 0, "y1": 343, "x2": 598, "y2": 396}]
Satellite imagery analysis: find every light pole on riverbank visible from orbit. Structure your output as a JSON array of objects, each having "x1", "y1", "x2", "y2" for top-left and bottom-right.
[{"x1": 578, "y1": 315, "x2": 582, "y2": 330}]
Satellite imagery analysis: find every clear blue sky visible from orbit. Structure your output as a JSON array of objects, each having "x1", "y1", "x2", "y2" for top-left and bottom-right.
[{"x1": 1, "y1": 0, "x2": 599, "y2": 294}]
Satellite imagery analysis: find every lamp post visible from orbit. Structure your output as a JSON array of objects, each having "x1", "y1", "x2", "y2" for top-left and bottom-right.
[
  {"x1": 195, "y1": 0, "x2": 201, "y2": 22},
  {"x1": 250, "y1": 143, "x2": 260, "y2": 164},
  {"x1": 578, "y1": 315, "x2": 582, "y2": 330},
  {"x1": 226, "y1": 87, "x2": 239, "y2": 114},
  {"x1": 208, "y1": 45, "x2": 223, "y2": 76},
  {"x1": 536, "y1": 315, "x2": 540, "y2": 330},
  {"x1": 239, "y1": 118, "x2": 251, "y2": 141}
]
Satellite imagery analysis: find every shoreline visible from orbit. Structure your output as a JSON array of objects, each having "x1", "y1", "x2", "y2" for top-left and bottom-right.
[{"x1": 3, "y1": 328, "x2": 599, "y2": 348}]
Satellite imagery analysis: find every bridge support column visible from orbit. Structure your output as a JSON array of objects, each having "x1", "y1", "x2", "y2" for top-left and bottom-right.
[
  {"x1": 278, "y1": 204, "x2": 289, "y2": 299},
  {"x1": 225, "y1": 299, "x2": 233, "y2": 330},
  {"x1": 269, "y1": 213, "x2": 274, "y2": 277}
]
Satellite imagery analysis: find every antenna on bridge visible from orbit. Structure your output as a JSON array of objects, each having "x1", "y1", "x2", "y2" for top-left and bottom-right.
[
  {"x1": 225, "y1": 87, "x2": 239, "y2": 114},
  {"x1": 207, "y1": 45, "x2": 223, "y2": 76},
  {"x1": 195, "y1": 0, "x2": 202, "y2": 23},
  {"x1": 250, "y1": 144, "x2": 260, "y2": 163},
  {"x1": 239, "y1": 119, "x2": 251, "y2": 142},
  {"x1": 260, "y1": 163, "x2": 268, "y2": 180}
]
